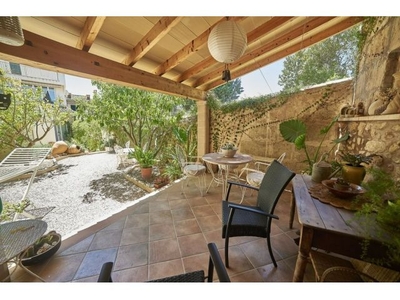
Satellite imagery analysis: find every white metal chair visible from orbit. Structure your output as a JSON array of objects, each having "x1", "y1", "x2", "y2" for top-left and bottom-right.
[
  {"x1": 176, "y1": 146, "x2": 206, "y2": 196},
  {"x1": 0, "y1": 147, "x2": 51, "y2": 220},
  {"x1": 114, "y1": 145, "x2": 130, "y2": 168},
  {"x1": 238, "y1": 153, "x2": 286, "y2": 199}
]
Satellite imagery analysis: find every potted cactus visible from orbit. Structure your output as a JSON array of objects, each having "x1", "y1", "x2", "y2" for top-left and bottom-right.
[{"x1": 220, "y1": 143, "x2": 237, "y2": 158}]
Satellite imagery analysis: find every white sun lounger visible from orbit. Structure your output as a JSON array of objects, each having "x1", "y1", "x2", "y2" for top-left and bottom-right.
[{"x1": 0, "y1": 148, "x2": 51, "y2": 220}]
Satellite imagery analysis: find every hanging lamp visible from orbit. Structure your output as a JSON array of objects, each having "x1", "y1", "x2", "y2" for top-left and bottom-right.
[
  {"x1": 0, "y1": 17, "x2": 25, "y2": 46},
  {"x1": 208, "y1": 19, "x2": 247, "y2": 82}
]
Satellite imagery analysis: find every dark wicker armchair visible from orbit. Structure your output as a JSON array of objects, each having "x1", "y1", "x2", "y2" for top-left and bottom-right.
[
  {"x1": 222, "y1": 159, "x2": 295, "y2": 268},
  {"x1": 98, "y1": 243, "x2": 230, "y2": 282}
]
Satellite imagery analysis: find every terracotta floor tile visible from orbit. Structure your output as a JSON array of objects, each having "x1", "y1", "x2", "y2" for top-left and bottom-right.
[
  {"x1": 149, "y1": 238, "x2": 181, "y2": 264},
  {"x1": 191, "y1": 204, "x2": 217, "y2": 218},
  {"x1": 149, "y1": 210, "x2": 173, "y2": 225},
  {"x1": 74, "y1": 248, "x2": 118, "y2": 280},
  {"x1": 58, "y1": 234, "x2": 94, "y2": 256},
  {"x1": 88, "y1": 229, "x2": 123, "y2": 251},
  {"x1": 174, "y1": 218, "x2": 201, "y2": 236},
  {"x1": 112, "y1": 265, "x2": 148, "y2": 282},
  {"x1": 171, "y1": 207, "x2": 195, "y2": 222},
  {"x1": 39, "y1": 252, "x2": 85, "y2": 282},
  {"x1": 148, "y1": 259, "x2": 185, "y2": 281},
  {"x1": 120, "y1": 226, "x2": 149, "y2": 245},
  {"x1": 149, "y1": 223, "x2": 175, "y2": 241},
  {"x1": 177, "y1": 233, "x2": 208, "y2": 257},
  {"x1": 114, "y1": 243, "x2": 148, "y2": 270},
  {"x1": 196, "y1": 215, "x2": 222, "y2": 232},
  {"x1": 124, "y1": 213, "x2": 149, "y2": 229}
]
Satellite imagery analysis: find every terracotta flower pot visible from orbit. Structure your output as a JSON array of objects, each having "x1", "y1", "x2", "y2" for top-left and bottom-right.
[{"x1": 141, "y1": 167, "x2": 153, "y2": 180}]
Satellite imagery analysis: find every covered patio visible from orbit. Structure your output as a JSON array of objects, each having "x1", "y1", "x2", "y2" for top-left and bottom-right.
[{"x1": 8, "y1": 174, "x2": 311, "y2": 282}]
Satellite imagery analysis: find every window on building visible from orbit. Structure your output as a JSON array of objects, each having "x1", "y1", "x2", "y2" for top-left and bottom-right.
[{"x1": 9, "y1": 63, "x2": 21, "y2": 75}]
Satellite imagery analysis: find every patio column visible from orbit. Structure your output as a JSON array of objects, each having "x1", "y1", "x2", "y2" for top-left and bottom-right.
[{"x1": 197, "y1": 100, "x2": 209, "y2": 157}]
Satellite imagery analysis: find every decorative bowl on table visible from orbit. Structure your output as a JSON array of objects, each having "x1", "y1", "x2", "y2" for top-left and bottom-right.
[
  {"x1": 321, "y1": 179, "x2": 366, "y2": 199},
  {"x1": 221, "y1": 148, "x2": 237, "y2": 158},
  {"x1": 19, "y1": 230, "x2": 62, "y2": 266}
]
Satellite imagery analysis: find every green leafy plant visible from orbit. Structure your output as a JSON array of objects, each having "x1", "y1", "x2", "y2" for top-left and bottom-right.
[
  {"x1": 0, "y1": 199, "x2": 30, "y2": 221},
  {"x1": 339, "y1": 152, "x2": 373, "y2": 167},
  {"x1": 356, "y1": 167, "x2": 400, "y2": 267},
  {"x1": 279, "y1": 115, "x2": 349, "y2": 174},
  {"x1": 129, "y1": 147, "x2": 155, "y2": 168},
  {"x1": 221, "y1": 143, "x2": 236, "y2": 150}
]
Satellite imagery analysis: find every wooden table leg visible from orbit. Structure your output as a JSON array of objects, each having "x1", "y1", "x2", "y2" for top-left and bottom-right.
[{"x1": 293, "y1": 226, "x2": 313, "y2": 282}]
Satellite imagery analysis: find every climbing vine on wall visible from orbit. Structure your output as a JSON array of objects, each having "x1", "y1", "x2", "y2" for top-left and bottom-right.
[{"x1": 207, "y1": 85, "x2": 346, "y2": 152}]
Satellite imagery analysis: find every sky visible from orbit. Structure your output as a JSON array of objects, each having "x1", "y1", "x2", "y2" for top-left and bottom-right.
[{"x1": 64, "y1": 59, "x2": 285, "y2": 99}]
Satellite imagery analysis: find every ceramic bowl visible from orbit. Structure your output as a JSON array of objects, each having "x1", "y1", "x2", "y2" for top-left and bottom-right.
[{"x1": 321, "y1": 179, "x2": 366, "y2": 199}]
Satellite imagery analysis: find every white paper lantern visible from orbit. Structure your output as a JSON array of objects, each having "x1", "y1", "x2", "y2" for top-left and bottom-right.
[
  {"x1": 208, "y1": 20, "x2": 247, "y2": 64},
  {"x1": 0, "y1": 17, "x2": 25, "y2": 46}
]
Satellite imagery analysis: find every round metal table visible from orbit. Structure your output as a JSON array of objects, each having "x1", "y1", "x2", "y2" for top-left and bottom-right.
[
  {"x1": 202, "y1": 152, "x2": 253, "y2": 197},
  {"x1": 0, "y1": 219, "x2": 47, "y2": 281}
]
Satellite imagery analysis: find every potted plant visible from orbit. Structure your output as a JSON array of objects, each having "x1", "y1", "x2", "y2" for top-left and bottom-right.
[
  {"x1": 19, "y1": 230, "x2": 62, "y2": 266},
  {"x1": 221, "y1": 143, "x2": 237, "y2": 158},
  {"x1": 129, "y1": 146, "x2": 155, "y2": 180},
  {"x1": 339, "y1": 152, "x2": 373, "y2": 185},
  {"x1": 279, "y1": 115, "x2": 349, "y2": 176}
]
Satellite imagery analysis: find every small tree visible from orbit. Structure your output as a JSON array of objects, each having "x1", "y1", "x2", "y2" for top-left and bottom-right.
[{"x1": 0, "y1": 70, "x2": 73, "y2": 148}]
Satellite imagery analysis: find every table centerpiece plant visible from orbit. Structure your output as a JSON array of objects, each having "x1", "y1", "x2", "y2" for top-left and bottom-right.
[{"x1": 220, "y1": 143, "x2": 237, "y2": 158}]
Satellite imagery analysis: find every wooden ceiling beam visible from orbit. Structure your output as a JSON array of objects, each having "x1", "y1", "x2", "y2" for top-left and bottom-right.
[
  {"x1": 194, "y1": 16, "x2": 336, "y2": 88},
  {"x1": 204, "y1": 17, "x2": 364, "y2": 91},
  {"x1": 153, "y1": 16, "x2": 246, "y2": 76},
  {"x1": 76, "y1": 17, "x2": 106, "y2": 52},
  {"x1": 0, "y1": 30, "x2": 206, "y2": 101},
  {"x1": 122, "y1": 17, "x2": 182, "y2": 67},
  {"x1": 175, "y1": 16, "x2": 293, "y2": 83}
]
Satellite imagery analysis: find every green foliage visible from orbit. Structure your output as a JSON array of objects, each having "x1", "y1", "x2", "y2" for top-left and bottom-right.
[
  {"x1": 71, "y1": 119, "x2": 104, "y2": 151},
  {"x1": 356, "y1": 167, "x2": 400, "y2": 266},
  {"x1": 339, "y1": 152, "x2": 373, "y2": 167},
  {"x1": 278, "y1": 25, "x2": 360, "y2": 93},
  {"x1": 129, "y1": 146, "x2": 155, "y2": 168},
  {"x1": 0, "y1": 70, "x2": 73, "y2": 148},
  {"x1": 279, "y1": 115, "x2": 349, "y2": 174},
  {"x1": 0, "y1": 199, "x2": 30, "y2": 222},
  {"x1": 211, "y1": 78, "x2": 244, "y2": 103},
  {"x1": 75, "y1": 82, "x2": 188, "y2": 156}
]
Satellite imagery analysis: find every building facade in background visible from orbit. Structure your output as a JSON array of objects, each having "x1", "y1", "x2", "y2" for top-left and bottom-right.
[{"x1": 0, "y1": 60, "x2": 89, "y2": 145}]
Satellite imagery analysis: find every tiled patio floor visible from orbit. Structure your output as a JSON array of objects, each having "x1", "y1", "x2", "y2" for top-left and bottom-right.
[{"x1": 7, "y1": 174, "x2": 316, "y2": 283}]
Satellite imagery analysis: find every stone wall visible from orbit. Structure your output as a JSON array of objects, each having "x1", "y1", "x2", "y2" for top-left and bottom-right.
[{"x1": 210, "y1": 80, "x2": 353, "y2": 173}]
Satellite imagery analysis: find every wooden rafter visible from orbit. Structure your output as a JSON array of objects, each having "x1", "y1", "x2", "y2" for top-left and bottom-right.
[
  {"x1": 152, "y1": 17, "x2": 246, "y2": 76},
  {"x1": 0, "y1": 30, "x2": 206, "y2": 101},
  {"x1": 204, "y1": 17, "x2": 364, "y2": 91},
  {"x1": 193, "y1": 16, "x2": 337, "y2": 88},
  {"x1": 76, "y1": 17, "x2": 106, "y2": 52},
  {"x1": 122, "y1": 17, "x2": 182, "y2": 67},
  {"x1": 175, "y1": 16, "x2": 293, "y2": 84}
]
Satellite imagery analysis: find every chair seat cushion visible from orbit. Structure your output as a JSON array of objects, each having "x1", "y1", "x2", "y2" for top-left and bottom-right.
[
  {"x1": 184, "y1": 164, "x2": 206, "y2": 176},
  {"x1": 222, "y1": 201, "x2": 268, "y2": 238},
  {"x1": 246, "y1": 172, "x2": 264, "y2": 187}
]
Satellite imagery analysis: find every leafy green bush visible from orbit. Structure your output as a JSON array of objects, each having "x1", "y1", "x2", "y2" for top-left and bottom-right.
[{"x1": 71, "y1": 119, "x2": 103, "y2": 151}]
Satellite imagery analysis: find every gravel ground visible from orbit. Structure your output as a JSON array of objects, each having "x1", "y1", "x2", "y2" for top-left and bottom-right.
[{"x1": 0, "y1": 152, "x2": 155, "y2": 239}]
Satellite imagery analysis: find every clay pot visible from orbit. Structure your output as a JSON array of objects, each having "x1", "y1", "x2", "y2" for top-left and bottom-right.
[{"x1": 141, "y1": 167, "x2": 153, "y2": 180}]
